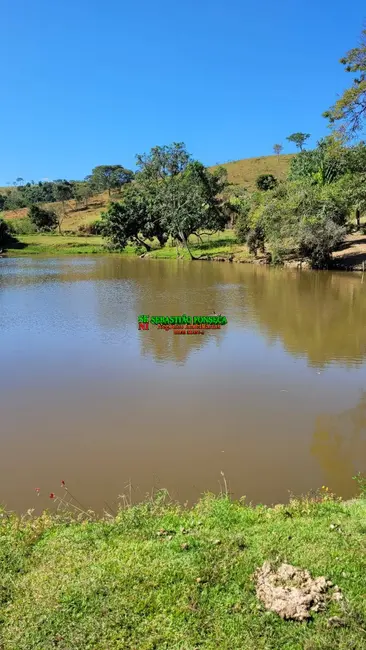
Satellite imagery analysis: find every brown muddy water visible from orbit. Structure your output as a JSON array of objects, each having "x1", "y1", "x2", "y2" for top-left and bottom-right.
[{"x1": 1, "y1": 256, "x2": 366, "y2": 513}]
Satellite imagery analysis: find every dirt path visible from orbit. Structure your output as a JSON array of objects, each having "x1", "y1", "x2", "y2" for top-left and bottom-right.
[{"x1": 333, "y1": 232, "x2": 366, "y2": 270}]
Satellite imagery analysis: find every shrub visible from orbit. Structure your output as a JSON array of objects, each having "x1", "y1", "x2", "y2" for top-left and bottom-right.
[
  {"x1": 298, "y1": 218, "x2": 345, "y2": 269},
  {"x1": 9, "y1": 217, "x2": 38, "y2": 235},
  {"x1": 78, "y1": 220, "x2": 105, "y2": 235},
  {"x1": 0, "y1": 219, "x2": 17, "y2": 248},
  {"x1": 247, "y1": 224, "x2": 265, "y2": 256},
  {"x1": 28, "y1": 205, "x2": 58, "y2": 232},
  {"x1": 256, "y1": 174, "x2": 278, "y2": 191}
]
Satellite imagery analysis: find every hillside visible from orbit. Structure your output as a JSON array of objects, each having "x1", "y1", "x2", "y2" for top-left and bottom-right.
[
  {"x1": 3, "y1": 154, "x2": 294, "y2": 232},
  {"x1": 210, "y1": 153, "x2": 295, "y2": 188}
]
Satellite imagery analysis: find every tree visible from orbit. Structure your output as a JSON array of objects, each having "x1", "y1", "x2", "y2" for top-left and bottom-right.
[
  {"x1": 286, "y1": 132, "x2": 311, "y2": 151},
  {"x1": 288, "y1": 137, "x2": 347, "y2": 185},
  {"x1": 298, "y1": 218, "x2": 345, "y2": 269},
  {"x1": 90, "y1": 165, "x2": 134, "y2": 195},
  {"x1": 28, "y1": 205, "x2": 58, "y2": 232},
  {"x1": 252, "y1": 179, "x2": 349, "y2": 268},
  {"x1": 337, "y1": 172, "x2": 366, "y2": 228},
  {"x1": 53, "y1": 180, "x2": 73, "y2": 232},
  {"x1": 273, "y1": 144, "x2": 283, "y2": 158},
  {"x1": 0, "y1": 218, "x2": 17, "y2": 249},
  {"x1": 155, "y1": 162, "x2": 228, "y2": 258},
  {"x1": 135, "y1": 142, "x2": 191, "y2": 180},
  {"x1": 256, "y1": 174, "x2": 278, "y2": 191},
  {"x1": 74, "y1": 182, "x2": 94, "y2": 209},
  {"x1": 102, "y1": 201, "x2": 151, "y2": 252},
  {"x1": 102, "y1": 182, "x2": 168, "y2": 251},
  {"x1": 102, "y1": 144, "x2": 228, "y2": 259},
  {"x1": 323, "y1": 28, "x2": 366, "y2": 137}
]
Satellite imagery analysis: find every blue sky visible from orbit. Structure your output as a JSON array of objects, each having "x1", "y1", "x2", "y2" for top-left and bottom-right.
[{"x1": 0, "y1": 0, "x2": 364, "y2": 184}]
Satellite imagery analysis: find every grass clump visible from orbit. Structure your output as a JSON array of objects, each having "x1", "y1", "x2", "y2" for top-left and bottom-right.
[{"x1": 0, "y1": 491, "x2": 365, "y2": 649}]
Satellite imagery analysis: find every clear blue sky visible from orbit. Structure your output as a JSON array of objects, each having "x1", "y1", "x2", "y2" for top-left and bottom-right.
[{"x1": 0, "y1": 0, "x2": 364, "y2": 184}]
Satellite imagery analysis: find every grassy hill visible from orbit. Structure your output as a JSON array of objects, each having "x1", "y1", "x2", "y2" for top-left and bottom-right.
[
  {"x1": 3, "y1": 154, "x2": 294, "y2": 232},
  {"x1": 210, "y1": 153, "x2": 295, "y2": 188}
]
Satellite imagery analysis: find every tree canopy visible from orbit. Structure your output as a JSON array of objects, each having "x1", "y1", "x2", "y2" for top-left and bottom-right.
[
  {"x1": 89, "y1": 165, "x2": 134, "y2": 195},
  {"x1": 286, "y1": 132, "x2": 311, "y2": 151},
  {"x1": 324, "y1": 28, "x2": 366, "y2": 137},
  {"x1": 102, "y1": 143, "x2": 228, "y2": 258}
]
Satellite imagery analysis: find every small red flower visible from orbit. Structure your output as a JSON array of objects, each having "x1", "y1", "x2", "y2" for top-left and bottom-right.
[
  {"x1": 49, "y1": 493, "x2": 55, "y2": 499},
  {"x1": 61, "y1": 480, "x2": 65, "y2": 488}
]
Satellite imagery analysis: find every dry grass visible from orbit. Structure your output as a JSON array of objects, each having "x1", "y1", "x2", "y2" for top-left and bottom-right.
[{"x1": 211, "y1": 153, "x2": 294, "y2": 189}]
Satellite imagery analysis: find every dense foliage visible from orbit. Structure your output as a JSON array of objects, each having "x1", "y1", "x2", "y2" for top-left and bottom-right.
[
  {"x1": 88, "y1": 165, "x2": 134, "y2": 195},
  {"x1": 102, "y1": 143, "x2": 229, "y2": 258},
  {"x1": 286, "y1": 132, "x2": 311, "y2": 151},
  {"x1": 0, "y1": 218, "x2": 18, "y2": 249},
  {"x1": 28, "y1": 205, "x2": 58, "y2": 232},
  {"x1": 256, "y1": 173, "x2": 278, "y2": 191},
  {"x1": 324, "y1": 28, "x2": 366, "y2": 137}
]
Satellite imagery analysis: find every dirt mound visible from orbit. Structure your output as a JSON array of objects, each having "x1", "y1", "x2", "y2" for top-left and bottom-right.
[{"x1": 254, "y1": 562, "x2": 341, "y2": 621}]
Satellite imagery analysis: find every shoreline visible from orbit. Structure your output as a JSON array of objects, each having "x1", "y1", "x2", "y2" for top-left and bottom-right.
[{"x1": 2, "y1": 230, "x2": 366, "y2": 271}]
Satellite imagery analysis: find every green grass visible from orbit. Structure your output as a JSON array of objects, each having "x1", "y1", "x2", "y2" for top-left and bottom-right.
[
  {"x1": 0, "y1": 493, "x2": 365, "y2": 649},
  {"x1": 4, "y1": 230, "x2": 253, "y2": 261},
  {"x1": 4, "y1": 233, "x2": 137, "y2": 257},
  {"x1": 5, "y1": 234, "x2": 106, "y2": 256}
]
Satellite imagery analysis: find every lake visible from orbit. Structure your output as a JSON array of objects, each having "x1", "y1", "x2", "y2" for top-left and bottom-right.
[{"x1": 1, "y1": 256, "x2": 366, "y2": 513}]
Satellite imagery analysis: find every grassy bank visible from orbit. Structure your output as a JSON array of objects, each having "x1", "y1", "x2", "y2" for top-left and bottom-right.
[
  {"x1": 0, "y1": 492, "x2": 365, "y2": 649},
  {"x1": 4, "y1": 230, "x2": 253, "y2": 261},
  {"x1": 4, "y1": 234, "x2": 130, "y2": 257}
]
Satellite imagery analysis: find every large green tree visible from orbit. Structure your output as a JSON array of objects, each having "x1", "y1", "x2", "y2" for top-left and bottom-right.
[
  {"x1": 135, "y1": 142, "x2": 191, "y2": 180},
  {"x1": 90, "y1": 165, "x2": 134, "y2": 195},
  {"x1": 154, "y1": 162, "x2": 228, "y2": 258},
  {"x1": 102, "y1": 143, "x2": 228, "y2": 259},
  {"x1": 324, "y1": 28, "x2": 366, "y2": 137}
]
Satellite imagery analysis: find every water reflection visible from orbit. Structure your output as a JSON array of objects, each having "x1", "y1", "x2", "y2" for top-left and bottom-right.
[
  {"x1": 311, "y1": 393, "x2": 366, "y2": 495},
  {"x1": 1, "y1": 256, "x2": 366, "y2": 511}
]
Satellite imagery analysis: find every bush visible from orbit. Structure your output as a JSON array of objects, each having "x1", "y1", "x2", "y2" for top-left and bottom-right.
[
  {"x1": 9, "y1": 217, "x2": 38, "y2": 235},
  {"x1": 298, "y1": 218, "x2": 345, "y2": 269},
  {"x1": 28, "y1": 205, "x2": 58, "y2": 232},
  {"x1": 247, "y1": 224, "x2": 265, "y2": 255},
  {"x1": 78, "y1": 220, "x2": 105, "y2": 235},
  {"x1": 256, "y1": 174, "x2": 278, "y2": 191},
  {"x1": 0, "y1": 219, "x2": 17, "y2": 249}
]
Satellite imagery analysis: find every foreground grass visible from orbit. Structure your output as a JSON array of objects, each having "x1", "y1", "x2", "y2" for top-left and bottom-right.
[{"x1": 0, "y1": 494, "x2": 365, "y2": 649}]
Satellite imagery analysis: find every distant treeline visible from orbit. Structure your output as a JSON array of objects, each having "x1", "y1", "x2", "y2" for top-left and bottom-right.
[{"x1": 0, "y1": 165, "x2": 134, "y2": 211}]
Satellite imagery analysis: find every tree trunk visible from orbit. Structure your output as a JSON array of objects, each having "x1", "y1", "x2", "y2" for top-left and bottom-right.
[
  {"x1": 182, "y1": 233, "x2": 197, "y2": 260},
  {"x1": 136, "y1": 237, "x2": 151, "y2": 251},
  {"x1": 356, "y1": 208, "x2": 361, "y2": 229}
]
